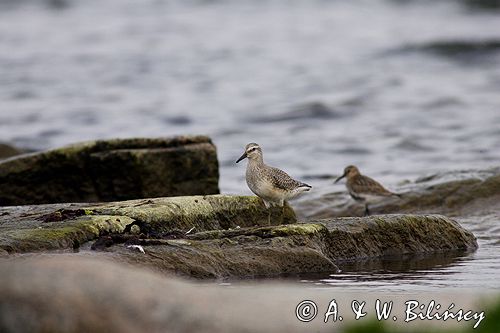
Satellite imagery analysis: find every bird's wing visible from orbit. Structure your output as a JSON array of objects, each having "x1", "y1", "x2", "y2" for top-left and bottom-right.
[
  {"x1": 349, "y1": 175, "x2": 394, "y2": 196},
  {"x1": 265, "y1": 167, "x2": 308, "y2": 191}
]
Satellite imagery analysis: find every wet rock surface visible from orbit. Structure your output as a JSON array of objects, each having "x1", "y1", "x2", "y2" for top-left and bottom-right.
[
  {"x1": 88, "y1": 214, "x2": 475, "y2": 279},
  {"x1": 0, "y1": 136, "x2": 219, "y2": 206},
  {"x1": 0, "y1": 195, "x2": 296, "y2": 254},
  {"x1": 0, "y1": 194, "x2": 476, "y2": 279}
]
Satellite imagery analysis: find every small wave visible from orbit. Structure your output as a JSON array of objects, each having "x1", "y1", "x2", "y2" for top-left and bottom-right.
[
  {"x1": 249, "y1": 102, "x2": 343, "y2": 123},
  {"x1": 162, "y1": 115, "x2": 192, "y2": 126},
  {"x1": 460, "y1": 0, "x2": 500, "y2": 11},
  {"x1": 38, "y1": 129, "x2": 64, "y2": 139},
  {"x1": 388, "y1": 39, "x2": 500, "y2": 61},
  {"x1": 335, "y1": 147, "x2": 372, "y2": 155},
  {"x1": 422, "y1": 97, "x2": 465, "y2": 109},
  {"x1": 394, "y1": 138, "x2": 435, "y2": 152}
]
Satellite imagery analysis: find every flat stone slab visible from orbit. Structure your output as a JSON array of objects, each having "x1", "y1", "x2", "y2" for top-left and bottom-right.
[
  {"x1": 317, "y1": 215, "x2": 478, "y2": 260},
  {"x1": 0, "y1": 136, "x2": 219, "y2": 206},
  {"x1": 0, "y1": 196, "x2": 476, "y2": 279},
  {"x1": 0, "y1": 195, "x2": 296, "y2": 254},
  {"x1": 98, "y1": 214, "x2": 474, "y2": 278}
]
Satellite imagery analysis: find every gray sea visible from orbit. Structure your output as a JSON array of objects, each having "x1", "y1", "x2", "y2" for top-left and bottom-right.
[{"x1": 1, "y1": 0, "x2": 500, "y2": 291}]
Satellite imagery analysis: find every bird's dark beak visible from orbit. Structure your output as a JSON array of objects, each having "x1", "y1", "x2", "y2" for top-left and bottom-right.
[
  {"x1": 236, "y1": 152, "x2": 247, "y2": 163},
  {"x1": 335, "y1": 173, "x2": 346, "y2": 183}
]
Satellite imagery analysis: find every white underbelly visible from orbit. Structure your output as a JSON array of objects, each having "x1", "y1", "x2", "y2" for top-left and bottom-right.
[
  {"x1": 247, "y1": 179, "x2": 284, "y2": 203},
  {"x1": 353, "y1": 193, "x2": 384, "y2": 204}
]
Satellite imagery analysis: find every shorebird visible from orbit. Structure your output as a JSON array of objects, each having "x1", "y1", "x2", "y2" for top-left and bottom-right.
[
  {"x1": 335, "y1": 165, "x2": 400, "y2": 216},
  {"x1": 236, "y1": 143, "x2": 311, "y2": 222}
]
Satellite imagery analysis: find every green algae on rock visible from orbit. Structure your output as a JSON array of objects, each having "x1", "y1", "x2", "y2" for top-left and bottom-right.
[
  {"x1": 89, "y1": 215, "x2": 474, "y2": 279},
  {"x1": 314, "y1": 214, "x2": 477, "y2": 261},
  {"x1": 0, "y1": 195, "x2": 296, "y2": 254},
  {"x1": 0, "y1": 195, "x2": 476, "y2": 279},
  {"x1": 105, "y1": 223, "x2": 337, "y2": 279},
  {"x1": 0, "y1": 136, "x2": 219, "y2": 206}
]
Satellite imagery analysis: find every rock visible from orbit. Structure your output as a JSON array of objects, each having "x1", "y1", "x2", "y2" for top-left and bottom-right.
[
  {"x1": 0, "y1": 256, "x2": 493, "y2": 333},
  {"x1": 0, "y1": 136, "x2": 219, "y2": 206},
  {"x1": 0, "y1": 143, "x2": 24, "y2": 160},
  {"x1": 99, "y1": 223, "x2": 337, "y2": 278},
  {"x1": 317, "y1": 215, "x2": 477, "y2": 260},
  {"x1": 0, "y1": 195, "x2": 297, "y2": 254},
  {"x1": 297, "y1": 167, "x2": 500, "y2": 218},
  {"x1": 0, "y1": 193, "x2": 475, "y2": 279},
  {"x1": 98, "y1": 214, "x2": 474, "y2": 278}
]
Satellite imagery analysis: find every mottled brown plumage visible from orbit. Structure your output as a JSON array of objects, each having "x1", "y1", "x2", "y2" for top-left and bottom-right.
[
  {"x1": 236, "y1": 143, "x2": 311, "y2": 208},
  {"x1": 335, "y1": 165, "x2": 400, "y2": 215}
]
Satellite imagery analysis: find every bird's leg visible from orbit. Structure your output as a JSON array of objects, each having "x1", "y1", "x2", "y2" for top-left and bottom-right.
[
  {"x1": 280, "y1": 200, "x2": 285, "y2": 225},
  {"x1": 364, "y1": 204, "x2": 370, "y2": 216},
  {"x1": 263, "y1": 200, "x2": 271, "y2": 225}
]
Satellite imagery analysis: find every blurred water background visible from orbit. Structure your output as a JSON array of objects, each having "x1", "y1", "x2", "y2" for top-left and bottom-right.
[{"x1": 1, "y1": 0, "x2": 500, "y2": 291}]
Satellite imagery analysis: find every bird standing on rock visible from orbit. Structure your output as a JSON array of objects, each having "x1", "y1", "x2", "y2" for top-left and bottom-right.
[
  {"x1": 335, "y1": 165, "x2": 400, "y2": 216},
  {"x1": 236, "y1": 143, "x2": 312, "y2": 222}
]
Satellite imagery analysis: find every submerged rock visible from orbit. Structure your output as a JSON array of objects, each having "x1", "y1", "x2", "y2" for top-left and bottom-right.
[{"x1": 0, "y1": 136, "x2": 219, "y2": 206}]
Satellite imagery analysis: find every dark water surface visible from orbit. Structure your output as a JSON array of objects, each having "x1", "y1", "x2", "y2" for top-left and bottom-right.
[{"x1": 1, "y1": 0, "x2": 500, "y2": 291}]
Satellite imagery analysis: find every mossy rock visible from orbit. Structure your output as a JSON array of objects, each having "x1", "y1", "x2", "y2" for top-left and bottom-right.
[
  {"x1": 89, "y1": 215, "x2": 475, "y2": 279},
  {"x1": 0, "y1": 214, "x2": 134, "y2": 253},
  {"x1": 0, "y1": 195, "x2": 296, "y2": 254},
  {"x1": 0, "y1": 198, "x2": 476, "y2": 279},
  {"x1": 0, "y1": 136, "x2": 219, "y2": 206},
  {"x1": 106, "y1": 223, "x2": 336, "y2": 279},
  {"x1": 313, "y1": 214, "x2": 477, "y2": 261}
]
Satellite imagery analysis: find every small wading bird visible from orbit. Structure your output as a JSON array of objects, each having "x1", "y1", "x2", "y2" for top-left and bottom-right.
[
  {"x1": 335, "y1": 165, "x2": 400, "y2": 216},
  {"x1": 236, "y1": 143, "x2": 312, "y2": 223}
]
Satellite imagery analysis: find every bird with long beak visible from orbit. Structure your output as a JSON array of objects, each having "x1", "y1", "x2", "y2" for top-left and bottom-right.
[
  {"x1": 335, "y1": 165, "x2": 400, "y2": 216},
  {"x1": 236, "y1": 143, "x2": 311, "y2": 223}
]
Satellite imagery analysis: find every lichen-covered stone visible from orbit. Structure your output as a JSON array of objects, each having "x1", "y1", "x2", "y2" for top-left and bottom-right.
[
  {"x1": 0, "y1": 195, "x2": 296, "y2": 254},
  {"x1": 92, "y1": 195, "x2": 296, "y2": 233},
  {"x1": 313, "y1": 214, "x2": 477, "y2": 261},
  {"x1": 0, "y1": 198, "x2": 476, "y2": 279},
  {"x1": 104, "y1": 223, "x2": 336, "y2": 279},
  {"x1": 91, "y1": 215, "x2": 475, "y2": 279},
  {"x1": 0, "y1": 213, "x2": 134, "y2": 253},
  {"x1": 0, "y1": 136, "x2": 219, "y2": 206}
]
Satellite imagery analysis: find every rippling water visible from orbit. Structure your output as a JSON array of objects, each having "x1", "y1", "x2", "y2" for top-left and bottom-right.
[{"x1": 1, "y1": 0, "x2": 500, "y2": 291}]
